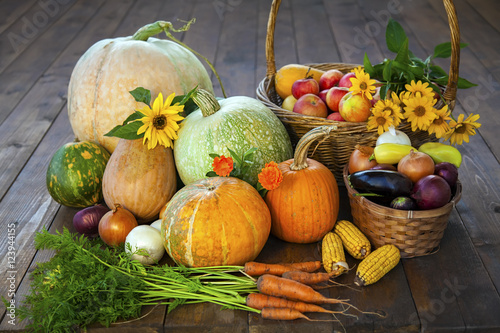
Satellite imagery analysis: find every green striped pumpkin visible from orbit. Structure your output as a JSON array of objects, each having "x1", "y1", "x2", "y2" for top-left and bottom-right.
[
  {"x1": 46, "y1": 141, "x2": 110, "y2": 208},
  {"x1": 174, "y1": 90, "x2": 293, "y2": 186}
]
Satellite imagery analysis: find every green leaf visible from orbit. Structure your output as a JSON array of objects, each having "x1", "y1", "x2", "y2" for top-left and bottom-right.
[
  {"x1": 243, "y1": 147, "x2": 258, "y2": 160},
  {"x1": 208, "y1": 153, "x2": 220, "y2": 159},
  {"x1": 392, "y1": 61, "x2": 424, "y2": 78},
  {"x1": 205, "y1": 171, "x2": 218, "y2": 177},
  {"x1": 457, "y1": 77, "x2": 478, "y2": 89},
  {"x1": 432, "y1": 76, "x2": 449, "y2": 86},
  {"x1": 123, "y1": 111, "x2": 145, "y2": 125},
  {"x1": 386, "y1": 19, "x2": 408, "y2": 53},
  {"x1": 380, "y1": 84, "x2": 390, "y2": 100},
  {"x1": 104, "y1": 121, "x2": 143, "y2": 140},
  {"x1": 383, "y1": 60, "x2": 393, "y2": 82},
  {"x1": 129, "y1": 87, "x2": 151, "y2": 105},
  {"x1": 430, "y1": 65, "x2": 447, "y2": 76},
  {"x1": 433, "y1": 42, "x2": 469, "y2": 59},
  {"x1": 394, "y1": 38, "x2": 410, "y2": 65},
  {"x1": 363, "y1": 53, "x2": 375, "y2": 77},
  {"x1": 227, "y1": 147, "x2": 243, "y2": 166}
]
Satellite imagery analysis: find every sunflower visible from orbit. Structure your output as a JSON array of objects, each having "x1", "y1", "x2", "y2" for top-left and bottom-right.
[
  {"x1": 427, "y1": 105, "x2": 452, "y2": 138},
  {"x1": 367, "y1": 100, "x2": 395, "y2": 135},
  {"x1": 405, "y1": 80, "x2": 435, "y2": 101},
  {"x1": 349, "y1": 67, "x2": 377, "y2": 100},
  {"x1": 403, "y1": 94, "x2": 437, "y2": 131},
  {"x1": 443, "y1": 113, "x2": 481, "y2": 145},
  {"x1": 137, "y1": 92, "x2": 185, "y2": 149}
]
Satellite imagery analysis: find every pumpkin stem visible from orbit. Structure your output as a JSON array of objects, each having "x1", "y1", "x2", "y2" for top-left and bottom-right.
[
  {"x1": 192, "y1": 89, "x2": 221, "y2": 117},
  {"x1": 132, "y1": 20, "x2": 227, "y2": 98},
  {"x1": 289, "y1": 125, "x2": 337, "y2": 171},
  {"x1": 132, "y1": 21, "x2": 172, "y2": 41}
]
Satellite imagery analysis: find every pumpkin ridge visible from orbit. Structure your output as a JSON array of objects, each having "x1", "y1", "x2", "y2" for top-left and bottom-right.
[
  {"x1": 91, "y1": 41, "x2": 114, "y2": 145},
  {"x1": 184, "y1": 193, "x2": 204, "y2": 267}
]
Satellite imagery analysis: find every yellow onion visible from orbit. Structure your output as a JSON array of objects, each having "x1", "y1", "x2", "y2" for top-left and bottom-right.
[{"x1": 98, "y1": 205, "x2": 138, "y2": 246}]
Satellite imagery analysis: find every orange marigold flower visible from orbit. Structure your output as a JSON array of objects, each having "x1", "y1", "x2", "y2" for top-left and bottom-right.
[
  {"x1": 212, "y1": 155, "x2": 233, "y2": 177},
  {"x1": 258, "y1": 161, "x2": 283, "y2": 191}
]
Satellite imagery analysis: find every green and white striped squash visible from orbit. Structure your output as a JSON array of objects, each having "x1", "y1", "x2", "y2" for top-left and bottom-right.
[
  {"x1": 174, "y1": 89, "x2": 293, "y2": 186},
  {"x1": 46, "y1": 141, "x2": 110, "y2": 208}
]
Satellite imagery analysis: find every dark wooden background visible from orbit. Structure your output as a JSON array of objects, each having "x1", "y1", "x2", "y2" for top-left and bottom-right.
[{"x1": 1, "y1": 0, "x2": 499, "y2": 332}]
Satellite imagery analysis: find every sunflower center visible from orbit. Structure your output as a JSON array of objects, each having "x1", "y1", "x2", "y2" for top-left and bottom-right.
[
  {"x1": 153, "y1": 115, "x2": 167, "y2": 130},
  {"x1": 414, "y1": 106, "x2": 426, "y2": 116},
  {"x1": 376, "y1": 117, "x2": 386, "y2": 125},
  {"x1": 455, "y1": 124, "x2": 467, "y2": 134},
  {"x1": 433, "y1": 117, "x2": 444, "y2": 125},
  {"x1": 360, "y1": 82, "x2": 368, "y2": 90}
]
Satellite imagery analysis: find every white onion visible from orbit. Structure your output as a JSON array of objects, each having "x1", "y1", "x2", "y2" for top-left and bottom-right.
[
  {"x1": 150, "y1": 219, "x2": 162, "y2": 232},
  {"x1": 125, "y1": 225, "x2": 165, "y2": 265},
  {"x1": 376, "y1": 126, "x2": 412, "y2": 146}
]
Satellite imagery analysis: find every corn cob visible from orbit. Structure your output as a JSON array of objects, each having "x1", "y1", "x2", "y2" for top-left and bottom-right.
[
  {"x1": 333, "y1": 220, "x2": 371, "y2": 260},
  {"x1": 354, "y1": 244, "x2": 401, "y2": 286},
  {"x1": 321, "y1": 232, "x2": 349, "y2": 276}
]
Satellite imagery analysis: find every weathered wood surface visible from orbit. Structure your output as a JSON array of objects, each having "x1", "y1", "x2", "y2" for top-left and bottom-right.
[{"x1": 1, "y1": 0, "x2": 499, "y2": 332}]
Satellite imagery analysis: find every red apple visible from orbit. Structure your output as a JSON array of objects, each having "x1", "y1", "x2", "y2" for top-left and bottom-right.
[
  {"x1": 325, "y1": 87, "x2": 349, "y2": 112},
  {"x1": 292, "y1": 78, "x2": 320, "y2": 99},
  {"x1": 293, "y1": 93, "x2": 328, "y2": 118},
  {"x1": 338, "y1": 72, "x2": 356, "y2": 88},
  {"x1": 319, "y1": 69, "x2": 344, "y2": 90},
  {"x1": 318, "y1": 89, "x2": 329, "y2": 105},
  {"x1": 327, "y1": 112, "x2": 345, "y2": 121},
  {"x1": 339, "y1": 92, "x2": 372, "y2": 122}
]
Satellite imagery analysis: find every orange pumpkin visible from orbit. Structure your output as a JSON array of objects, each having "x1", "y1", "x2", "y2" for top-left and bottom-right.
[
  {"x1": 161, "y1": 177, "x2": 271, "y2": 267},
  {"x1": 264, "y1": 126, "x2": 340, "y2": 243},
  {"x1": 102, "y1": 138, "x2": 176, "y2": 223}
]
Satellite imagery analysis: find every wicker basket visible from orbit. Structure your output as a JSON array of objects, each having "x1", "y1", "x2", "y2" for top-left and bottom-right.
[
  {"x1": 343, "y1": 165, "x2": 462, "y2": 258},
  {"x1": 256, "y1": 0, "x2": 461, "y2": 182}
]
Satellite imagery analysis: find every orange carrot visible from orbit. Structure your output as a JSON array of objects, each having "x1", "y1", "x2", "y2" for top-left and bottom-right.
[
  {"x1": 246, "y1": 293, "x2": 343, "y2": 315},
  {"x1": 260, "y1": 307, "x2": 310, "y2": 321},
  {"x1": 281, "y1": 270, "x2": 334, "y2": 285},
  {"x1": 243, "y1": 261, "x2": 321, "y2": 276},
  {"x1": 256, "y1": 274, "x2": 349, "y2": 305}
]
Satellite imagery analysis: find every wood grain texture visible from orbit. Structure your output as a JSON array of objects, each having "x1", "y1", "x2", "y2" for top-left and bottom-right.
[{"x1": 1, "y1": 0, "x2": 500, "y2": 332}]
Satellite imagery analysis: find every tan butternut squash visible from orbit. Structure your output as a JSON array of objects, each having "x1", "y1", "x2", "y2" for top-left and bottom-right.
[{"x1": 102, "y1": 139, "x2": 176, "y2": 223}]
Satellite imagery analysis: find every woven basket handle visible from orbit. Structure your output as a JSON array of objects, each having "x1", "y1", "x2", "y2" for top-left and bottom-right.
[{"x1": 265, "y1": 0, "x2": 460, "y2": 110}]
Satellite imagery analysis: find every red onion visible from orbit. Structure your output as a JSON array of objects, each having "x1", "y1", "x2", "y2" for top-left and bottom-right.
[
  {"x1": 370, "y1": 163, "x2": 397, "y2": 171},
  {"x1": 73, "y1": 204, "x2": 110, "y2": 236},
  {"x1": 411, "y1": 175, "x2": 451, "y2": 210},
  {"x1": 434, "y1": 162, "x2": 459, "y2": 188}
]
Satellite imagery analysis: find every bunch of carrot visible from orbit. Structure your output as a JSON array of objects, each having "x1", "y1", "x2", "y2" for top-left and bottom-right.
[{"x1": 241, "y1": 261, "x2": 358, "y2": 321}]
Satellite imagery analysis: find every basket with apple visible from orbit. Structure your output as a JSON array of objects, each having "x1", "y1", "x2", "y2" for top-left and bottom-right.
[{"x1": 256, "y1": 0, "x2": 469, "y2": 182}]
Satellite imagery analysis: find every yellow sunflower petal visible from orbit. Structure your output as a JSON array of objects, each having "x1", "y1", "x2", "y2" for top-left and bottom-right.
[
  {"x1": 153, "y1": 93, "x2": 164, "y2": 114},
  {"x1": 164, "y1": 92, "x2": 176, "y2": 108}
]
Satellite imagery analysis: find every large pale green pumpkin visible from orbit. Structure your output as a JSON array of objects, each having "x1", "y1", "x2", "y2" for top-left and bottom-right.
[
  {"x1": 174, "y1": 90, "x2": 293, "y2": 186},
  {"x1": 67, "y1": 21, "x2": 214, "y2": 154}
]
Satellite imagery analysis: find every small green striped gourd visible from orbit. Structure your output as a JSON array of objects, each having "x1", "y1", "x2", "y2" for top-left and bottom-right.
[
  {"x1": 46, "y1": 141, "x2": 110, "y2": 208},
  {"x1": 174, "y1": 89, "x2": 293, "y2": 186}
]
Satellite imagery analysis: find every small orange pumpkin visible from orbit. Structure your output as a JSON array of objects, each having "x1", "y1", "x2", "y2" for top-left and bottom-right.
[
  {"x1": 264, "y1": 126, "x2": 340, "y2": 243},
  {"x1": 161, "y1": 177, "x2": 271, "y2": 267}
]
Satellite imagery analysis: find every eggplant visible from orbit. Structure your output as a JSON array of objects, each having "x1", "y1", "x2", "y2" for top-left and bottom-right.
[{"x1": 348, "y1": 170, "x2": 413, "y2": 198}]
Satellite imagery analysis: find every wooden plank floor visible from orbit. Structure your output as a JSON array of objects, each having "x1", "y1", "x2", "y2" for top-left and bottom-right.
[{"x1": 1, "y1": 0, "x2": 500, "y2": 332}]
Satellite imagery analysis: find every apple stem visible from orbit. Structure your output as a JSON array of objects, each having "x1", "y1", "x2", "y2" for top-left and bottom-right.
[{"x1": 289, "y1": 125, "x2": 336, "y2": 171}]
